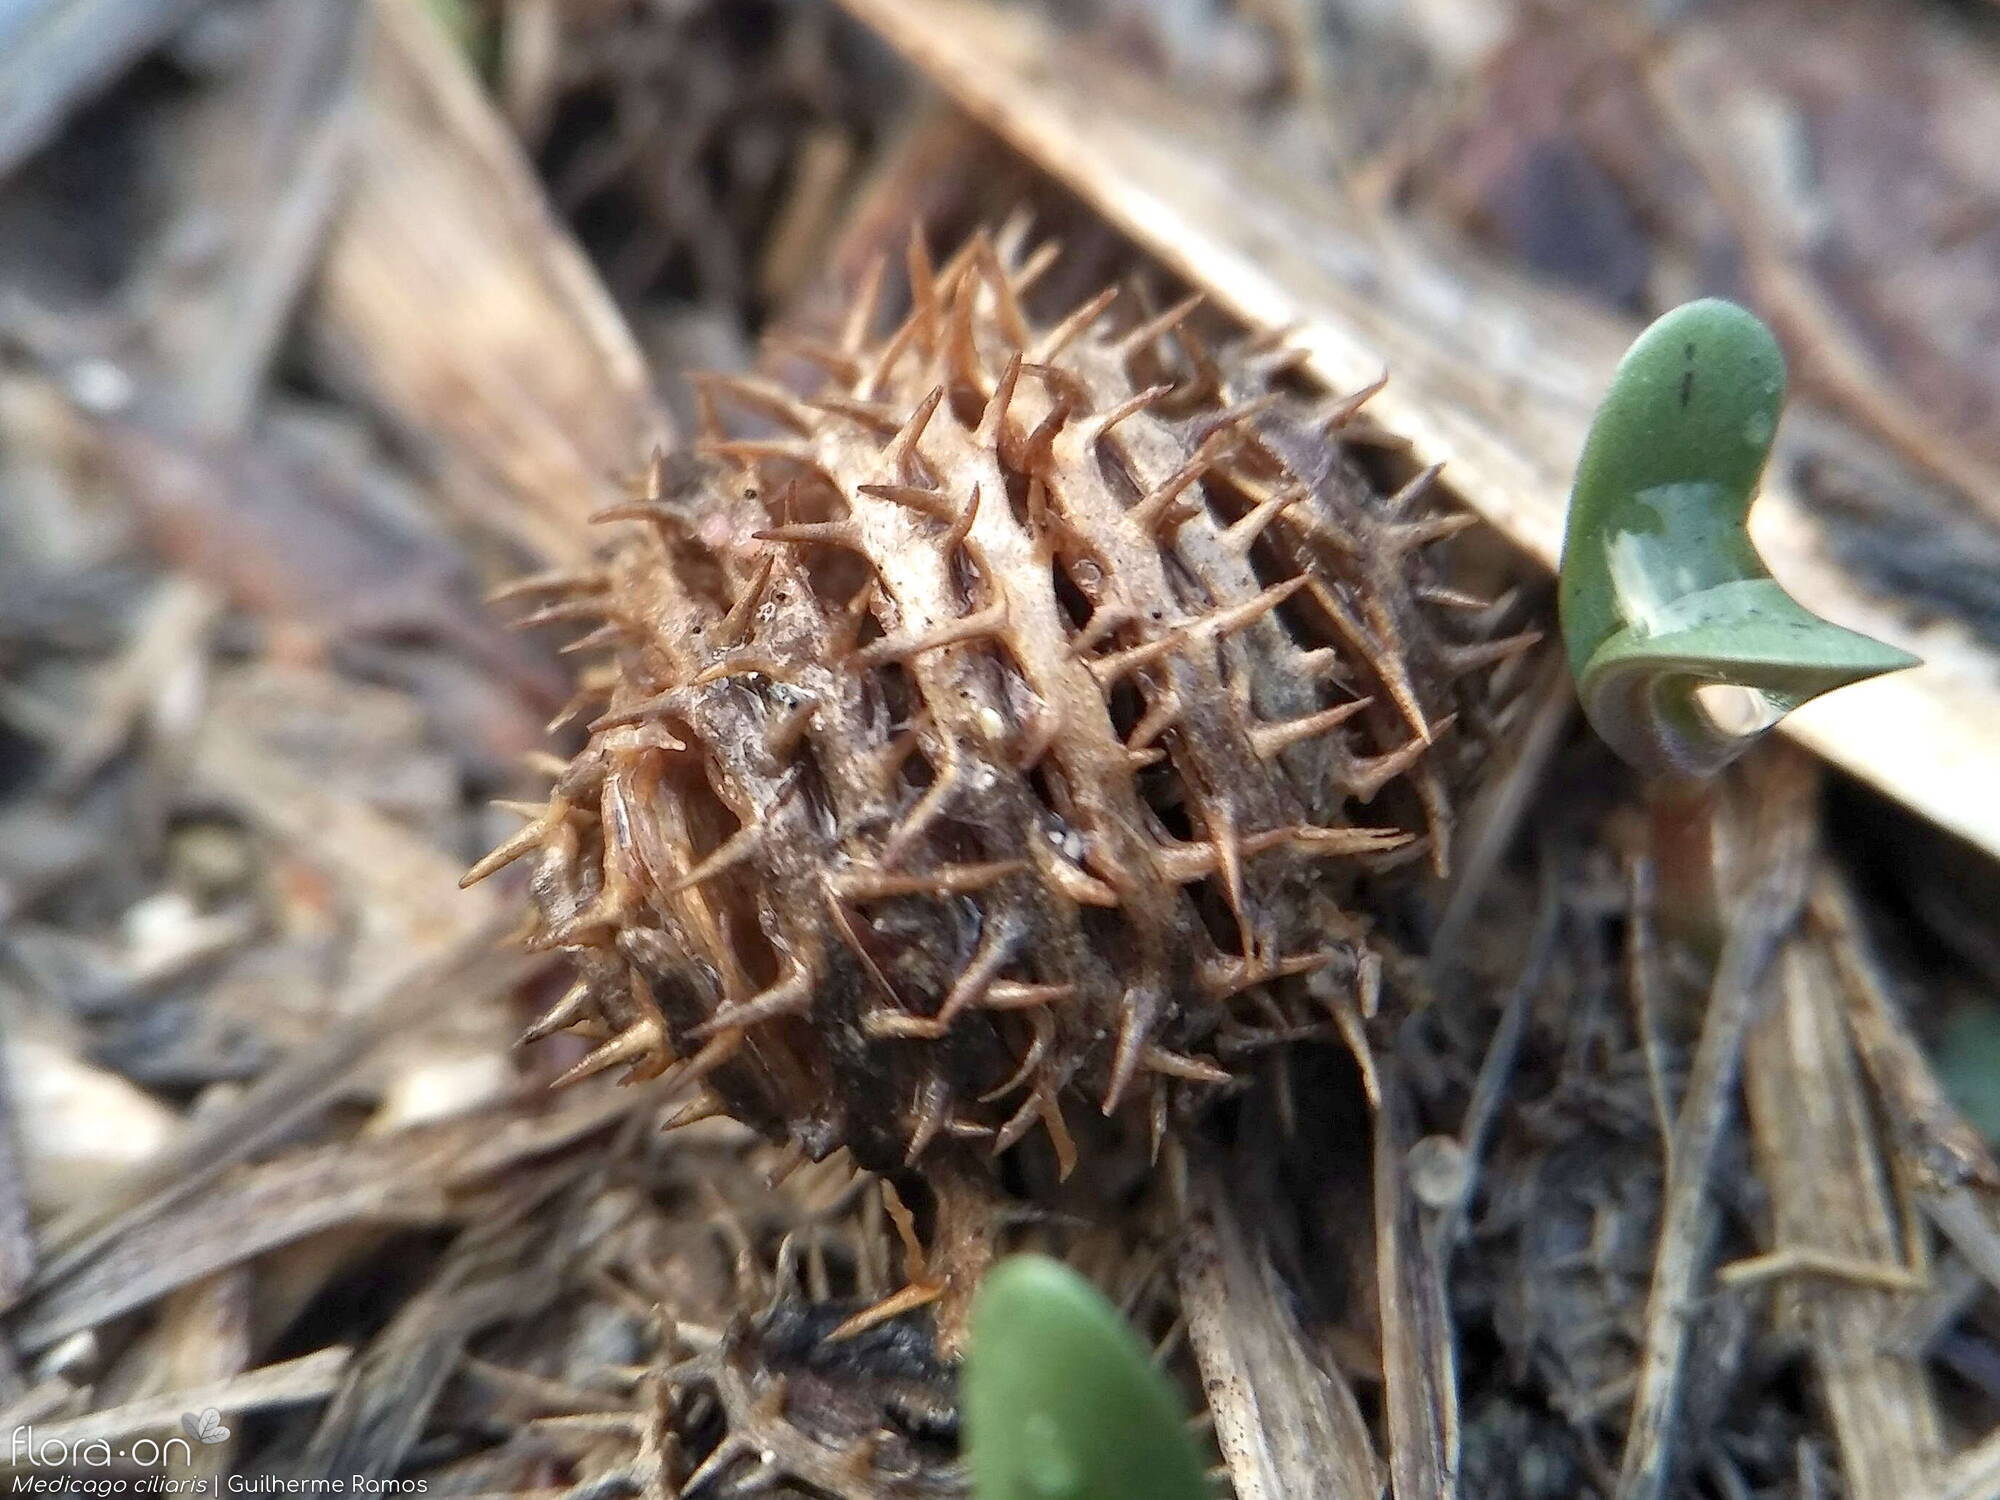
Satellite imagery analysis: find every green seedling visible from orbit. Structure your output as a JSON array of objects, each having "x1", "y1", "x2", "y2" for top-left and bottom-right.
[
  {"x1": 1559, "y1": 298, "x2": 1918, "y2": 779},
  {"x1": 966, "y1": 1255, "x2": 1206, "y2": 1500}
]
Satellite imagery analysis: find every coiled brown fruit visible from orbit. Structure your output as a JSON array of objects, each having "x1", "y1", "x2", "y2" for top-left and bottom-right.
[{"x1": 469, "y1": 228, "x2": 1528, "y2": 1177}]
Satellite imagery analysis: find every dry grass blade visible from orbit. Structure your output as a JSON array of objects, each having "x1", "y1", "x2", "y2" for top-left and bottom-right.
[
  {"x1": 1435, "y1": 859, "x2": 1564, "y2": 1252},
  {"x1": 18, "y1": 1346, "x2": 352, "y2": 1451},
  {"x1": 831, "y1": 0, "x2": 2000, "y2": 864},
  {"x1": 1427, "y1": 652, "x2": 1573, "y2": 968},
  {"x1": 190, "y1": 697, "x2": 503, "y2": 957},
  {"x1": 297, "y1": 1172, "x2": 596, "y2": 1482},
  {"x1": 46, "y1": 578, "x2": 223, "y2": 793},
  {"x1": 0, "y1": 1026, "x2": 33, "y2": 1312},
  {"x1": 30, "y1": 926, "x2": 527, "y2": 1276},
  {"x1": 1371, "y1": 1055, "x2": 1459, "y2": 1500},
  {"x1": 1818, "y1": 878, "x2": 2000, "y2": 1198},
  {"x1": 162, "y1": 655, "x2": 541, "y2": 1131},
  {"x1": 1616, "y1": 752, "x2": 1818, "y2": 1500},
  {"x1": 1933, "y1": 1425, "x2": 2000, "y2": 1500},
  {"x1": 147, "y1": 0, "x2": 363, "y2": 437},
  {"x1": 150, "y1": 1271, "x2": 254, "y2": 1484},
  {"x1": 0, "y1": 0, "x2": 207, "y2": 172},
  {"x1": 1742, "y1": 935, "x2": 1940, "y2": 1500},
  {"x1": 11, "y1": 1082, "x2": 639, "y2": 1352},
  {"x1": 1178, "y1": 1163, "x2": 1381, "y2": 1500},
  {"x1": 311, "y1": 0, "x2": 671, "y2": 568},
  {"x1": 1923, "y1": 1192, "x2": 2000, "y2": 1324},
  {"x1": 14, "y1": 1141, "x2": 448, "y2": 1356},
  {"x1": 1812, "y1": 874, "x2": 2000, "y2": 1354}
]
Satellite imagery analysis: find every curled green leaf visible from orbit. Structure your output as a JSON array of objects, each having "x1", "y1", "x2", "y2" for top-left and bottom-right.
[
  {"x1": 1559, "y1": 298, "x2": 1919, "y2": 778},
  {"x1": 966, "y1": 1254, "x2": 1206, "y2": 1500}
]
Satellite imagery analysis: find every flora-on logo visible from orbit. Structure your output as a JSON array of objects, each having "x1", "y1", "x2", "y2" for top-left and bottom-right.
[{"x1": 180, "y1": 1408, "x2": 231, "y2": 1445}]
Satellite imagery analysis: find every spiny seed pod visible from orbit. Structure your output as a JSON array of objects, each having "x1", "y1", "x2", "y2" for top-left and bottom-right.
[
  {"x1": 567, "y1": 1161, "x2": 969, "y2": 1499},
  {"x1": 668, "y1": 1303, "x2": 963, "y2": 1498},
  {"x1": 468, "y1": 227, "x2": 1530, "y2": 1178}
]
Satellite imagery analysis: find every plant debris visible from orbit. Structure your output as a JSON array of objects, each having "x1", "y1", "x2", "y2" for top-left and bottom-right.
[{"x1": 0, "y1": 2, "x2": 1996, "y2": 1498}]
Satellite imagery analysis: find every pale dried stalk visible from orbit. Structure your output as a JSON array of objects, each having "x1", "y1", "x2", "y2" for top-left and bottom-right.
[
  {"x1": 1744, "y1": 937, "x2": 1941, "y2": 1500},
  {"x1": 1178, "y1": 1164, "x2": 1382, "y2": 1500},
  {"x1": 1331, "y1": 995, "x2": 1458, "y2": 1500},
  {"x1": 1374, "y1": 1061, "x2": 1459, "y2": 1500},
  {"x1": 1615, "y1": 753, "x2": 1816, "y2": 1500},
  {"x1": 150, "y1": 1273, "x2": 255, "y2": 1485}
]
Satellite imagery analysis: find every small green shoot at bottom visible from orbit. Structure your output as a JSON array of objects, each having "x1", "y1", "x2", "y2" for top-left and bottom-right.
[
  {"x1": 965, "y1": 1254, "x2": 1206, "y2": 1500},
  {"x1": 1558, "y1": 298, "x2": 1918, "y2": 779}
]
